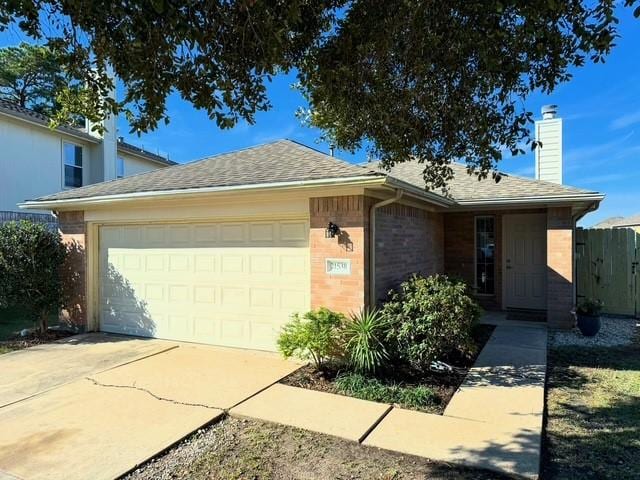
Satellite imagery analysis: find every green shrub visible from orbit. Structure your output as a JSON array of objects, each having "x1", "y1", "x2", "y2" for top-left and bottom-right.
[
  {"x1": 334, "y1": 372, "x2": 438, "y2": 410},
  {"x1": 277, "y1": 307, "x2": 345, "y2": 369},
  {"x1": 381, "y1": 274, "x2": 482, "y2": 371},
  {"x1": 342, "y1": 308, "x2": 389, "y2": 374},
  {"x1": 0, "y1": 221, "x2": 67, "y2": 333},
  {"x1": 576, "y1": 298, "x2": 603, "y2": 316}
]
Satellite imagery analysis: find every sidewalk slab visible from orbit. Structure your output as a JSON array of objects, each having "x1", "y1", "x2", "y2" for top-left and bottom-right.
[
  {"x1": 231, "y1": 384, "x2": 391, "y2": 442},
  {"x1": 363, "y1": 408, "x2": 541, "y2": 479},
  {"x1": 0, "y1": 378, "x2": 222, "y2": 480},
  {"x1": 444, "y1": 383, "x2": 544, "y2": 429},
  {"x1": 90, "y1": 343, "x2": 300, "y2": 410}
]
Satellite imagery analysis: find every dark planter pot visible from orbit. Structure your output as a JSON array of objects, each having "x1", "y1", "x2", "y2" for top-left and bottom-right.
[{"x1": 577, "y1": 314, "x2": 601, "y2": 337}]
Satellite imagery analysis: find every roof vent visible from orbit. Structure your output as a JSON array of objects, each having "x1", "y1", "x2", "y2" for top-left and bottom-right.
[{"x1": 541, "y1": 104, "x2": 558, "y2": 120}]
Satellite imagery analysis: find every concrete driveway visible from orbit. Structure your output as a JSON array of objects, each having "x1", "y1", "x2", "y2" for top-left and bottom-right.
[{"x1": 0, "y1": 334, "x2": 299, "y2": 480}]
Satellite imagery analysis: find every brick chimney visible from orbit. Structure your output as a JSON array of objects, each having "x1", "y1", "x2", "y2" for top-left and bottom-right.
[{"x1": 535, "y1": 104, "x2": 563, "y2": 184}]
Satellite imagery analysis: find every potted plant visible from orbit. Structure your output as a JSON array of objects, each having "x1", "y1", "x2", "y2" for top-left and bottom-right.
[{"x1": 575, "y1": 299, "x2": 603, "y2": 336}]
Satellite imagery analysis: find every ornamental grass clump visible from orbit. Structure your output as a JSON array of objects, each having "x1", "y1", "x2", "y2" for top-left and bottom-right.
[{"x1": 342, "y1": 308, "x2": 389, "y2": 374}]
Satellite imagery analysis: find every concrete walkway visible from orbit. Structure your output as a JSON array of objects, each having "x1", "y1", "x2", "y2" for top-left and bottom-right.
[
  {"x1": 231, "y1": 322, "x2": 547, "y2": 479},
  {"x1": 363, "y1": 323, "x2": 547, "y2": 479}
]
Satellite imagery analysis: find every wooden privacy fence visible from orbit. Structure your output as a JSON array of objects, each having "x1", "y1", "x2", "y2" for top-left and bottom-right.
[
  {"x1": 0, "y1": 211, "x2": 58, "y2": 231},
  {"x1": 576, "y1": 227, "x2": 639, "y2": 317}
]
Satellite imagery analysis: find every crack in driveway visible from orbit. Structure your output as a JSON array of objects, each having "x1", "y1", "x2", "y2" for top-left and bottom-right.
[{"x1": 85, "y1": 377, "x2": 226, "y2": 411}]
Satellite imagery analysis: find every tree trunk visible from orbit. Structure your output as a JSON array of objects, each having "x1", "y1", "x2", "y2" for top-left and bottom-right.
[{"x1": 38, "y1": 310, "x2": 49, "y2": 334}]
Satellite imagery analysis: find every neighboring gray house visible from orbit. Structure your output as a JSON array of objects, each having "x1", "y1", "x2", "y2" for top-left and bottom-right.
[
  {"x1": 0, "y1": 99, "x2": 176, "y2": 221},
  {"x1": 593, "y1": 214, "x2": 640, "y2": 232}
]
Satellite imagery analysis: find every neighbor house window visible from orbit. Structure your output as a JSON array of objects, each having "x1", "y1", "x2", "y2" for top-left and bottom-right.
[
  {"x1": 117, "y1": 156, "x2": 125, "y2": 178},
  {"x1": 475, "y1": 216, "x2": 495, "y2": 295},
  {"x1": 63, "y1": 142, "x2": 83, "y2": 188}
]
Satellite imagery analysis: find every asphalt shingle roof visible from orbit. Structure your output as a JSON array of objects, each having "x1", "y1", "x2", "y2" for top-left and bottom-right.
[
  {"x1": 34, "y1": 140, "x2": 381, "y2": 201},
  {"x1": 30, "y1": 138, "x2": 599, "y2": 204},
  {"x1": 0, "y1": 99, "x2": 175, "y2": 166},
  {"x1": 379, "y1": 160, "x2": 596, "y2": 201},
  {"x1": 0, "y1": 98, "x2": 96, "y2": 141}
]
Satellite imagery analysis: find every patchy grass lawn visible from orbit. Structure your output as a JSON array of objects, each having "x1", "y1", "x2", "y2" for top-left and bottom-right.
[
  {"x1": 126, "y1": 416, "x2": 507, "y2": 480},
  {"x1": 543, "y1": 339, "x2": 640, "y2": 479}
]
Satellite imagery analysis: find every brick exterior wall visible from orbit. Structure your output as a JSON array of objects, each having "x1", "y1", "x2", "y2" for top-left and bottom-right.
[
  {"x1": 309, "y1": 195, "x2": 370, "y2": 315},
  {"x1": 58, "y1": 211, "x2": 87, "y2": 330},
  {"x1": 547, "y1": 206, "x2": 575, "y2": 328},
  {"x1": 374, "y1": 204, "x2": 444, "y2": 301}
]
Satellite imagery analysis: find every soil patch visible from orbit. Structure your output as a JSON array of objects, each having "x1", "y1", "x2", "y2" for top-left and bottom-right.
[
  {"x1": 124, "y1": 416, "x2": 507, "y2": 480},
  {"x1": 0, "y1": 329, "x2": 74, "y2": 353}
]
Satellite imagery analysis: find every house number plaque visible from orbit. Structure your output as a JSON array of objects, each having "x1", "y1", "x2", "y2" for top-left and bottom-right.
[{"x1": 325, "y1": 258, "x2": 351, "y2": 276}]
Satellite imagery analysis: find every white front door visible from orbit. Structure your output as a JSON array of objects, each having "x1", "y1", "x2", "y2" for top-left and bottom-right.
[{"x1": 503, "y1": 214, "x2": 547, "y2": 310}]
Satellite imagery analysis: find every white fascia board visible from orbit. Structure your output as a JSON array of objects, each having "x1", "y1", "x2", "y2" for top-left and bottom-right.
[
  {"x1": 19, "y1": 175, "x2": 387, "y2": 210},
  {"x1": 454, "y1": 193, "x2": 605, "y2": 207}
]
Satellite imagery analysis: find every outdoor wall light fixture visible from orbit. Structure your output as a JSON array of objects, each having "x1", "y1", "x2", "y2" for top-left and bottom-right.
[{"x1": 325, "y1": 222, "x2": 341, "y2": 238}]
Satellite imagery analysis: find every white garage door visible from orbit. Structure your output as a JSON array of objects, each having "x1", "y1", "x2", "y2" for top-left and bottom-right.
[{"x1": 99, "y1": 219, "x2": 310, "y2": 351}]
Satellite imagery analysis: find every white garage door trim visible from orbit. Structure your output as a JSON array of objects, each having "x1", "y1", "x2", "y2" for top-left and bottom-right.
[{"x1": 97, "y1": 217, "x2": 310, "y2": 351}]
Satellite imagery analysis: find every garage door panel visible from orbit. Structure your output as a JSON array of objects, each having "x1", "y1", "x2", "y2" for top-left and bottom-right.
[
  {"x1": 280, "y1": 289, "x2": 310, "y2": 310},
  {"x1": 279, "y1": 221, "x2": 308, "y2": 243},
  {"x1": 99, "y1": 219, "x2": 309, "y2": 351}
]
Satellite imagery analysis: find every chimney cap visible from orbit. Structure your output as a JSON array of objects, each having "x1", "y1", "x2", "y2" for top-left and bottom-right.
[{"x1": 541, "y1": 104, "x2": 558, "y2": 119}]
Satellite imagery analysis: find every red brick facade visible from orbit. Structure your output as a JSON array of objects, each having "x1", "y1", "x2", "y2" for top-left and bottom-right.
[
  {"x1": 547, "y1": 207, "x2": 575, "y2": 328},
  {"x1": 309, "y1": 195, "x2": 370, "y2": 315},
  {"x1": 58, "y1": 211, "x2": 87, "y2": 329},
  {"x1": 58, "y1": 199, "x2": 576, "y2": 332},
  {"x1": 374, "y1": 204, "x2": 444, "y2": 301}
]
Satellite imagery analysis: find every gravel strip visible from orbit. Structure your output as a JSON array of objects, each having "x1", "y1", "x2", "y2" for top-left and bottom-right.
[
  {"x1": 549, "y1": 316, "x2": 639, "y2": 347},
  {"x1": 122, "y1": 417, "x2": 232, "y2": 480}
]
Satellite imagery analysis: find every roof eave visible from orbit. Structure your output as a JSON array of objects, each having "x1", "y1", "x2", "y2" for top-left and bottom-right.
[
  {"x1": 116, "y1": 145, "x2": 176, "y2": 166},
  {"x1": 384, "y1": 177, "x2": 455, "y2": 207},
  {"x1": 453, "y1": 193, "x2": 605, "y2": 208},
  {"x1": 0, "y1": 110, "x2": 99, "y2": 144},
  {"x1": 19, "y1": 174, "x2": 387, "y2": 210}
]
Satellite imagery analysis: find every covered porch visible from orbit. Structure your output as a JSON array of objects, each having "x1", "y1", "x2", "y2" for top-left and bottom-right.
[{"x1": 443, "y1": 206, "x2": 576, "y2": 328}]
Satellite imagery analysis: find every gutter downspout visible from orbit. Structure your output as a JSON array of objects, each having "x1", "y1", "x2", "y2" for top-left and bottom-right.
[{"x1": 369, "y1": 189, "x2": 403, "y2": 308}]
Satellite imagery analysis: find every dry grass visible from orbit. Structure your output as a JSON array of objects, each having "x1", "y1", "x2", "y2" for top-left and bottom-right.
[
  {"x1": 126, "y1": 416, "x2": 508, "y2": 480},
  {"x1": 543, "y1": 335, "x2": 640, "y2": 479}
]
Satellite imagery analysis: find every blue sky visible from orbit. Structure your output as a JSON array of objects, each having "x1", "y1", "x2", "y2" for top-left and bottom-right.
[{"x1": 2, "y1": 7, "x2": 639, "y2": 226}]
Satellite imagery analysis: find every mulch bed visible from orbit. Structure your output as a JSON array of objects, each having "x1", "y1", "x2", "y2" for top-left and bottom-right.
[
  {"x1": 0, "y1": 329, "x2": 74, "y2": 352},
  {"x1": 280, "y1": 324, "x2": 495, "y2": 414}
]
